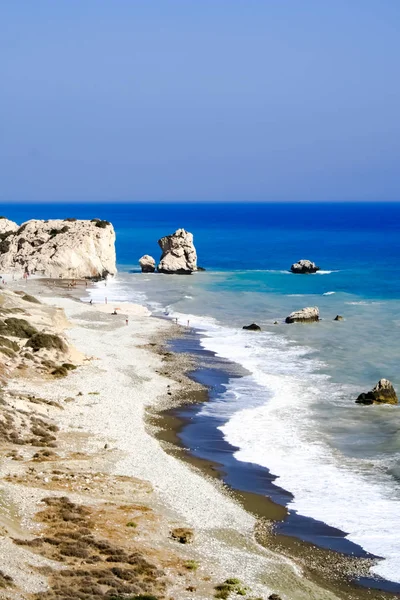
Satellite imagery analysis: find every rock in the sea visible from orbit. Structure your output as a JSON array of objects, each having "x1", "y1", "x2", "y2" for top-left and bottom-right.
[
  {"x1": 139, "y1": 255, "x2": 156, "y2": 273},
  {"x1": 334, "y1": 315, "x2": 344, "y2": 321},
  {"x1": 285, "y1": 306, "x2": 320, "y2": 323},
  {"x1": 0, "y1": 218, "x2": 116, "y2": 279},
  {"x1": 355, "y1": 379, "x2": 398, "y2": 405},
  {"x1": 291, "y1": 259, "x2": 320, "y2": 274},
  {"x1": 158, "y1": 228, "x2": 197, "y2": 274},
  {"x1": 243, "y1": 323, "x2": 261, "y2": 331}
]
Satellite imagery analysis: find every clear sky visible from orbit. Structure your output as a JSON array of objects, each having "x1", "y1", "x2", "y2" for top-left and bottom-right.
[{"x1": 1, "y1": 1, "x2": 400, "y2": 203}]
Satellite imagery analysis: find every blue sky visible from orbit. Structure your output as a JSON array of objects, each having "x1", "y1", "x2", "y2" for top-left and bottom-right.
[{"x1": 1, "y1": 1, "x2": 399, "y2": 202}]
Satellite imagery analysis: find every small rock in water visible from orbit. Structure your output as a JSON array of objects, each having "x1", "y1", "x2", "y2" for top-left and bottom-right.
[
  {"x1": 242, "y1": 323, "x2": 261, "y2": 331},
  {"x1": 334, "y1": 315, "x2": 344, "y2": 321},
  {"x1": 355, "y1": 379, "x2": 398, "y2": 405},
  {"x1": 285, "y1": 307, "x2": 319, "y2": 324},
  {"x1": 290, "y1": 259, "x2": 320, "y2": 274},
  {"x1": 139, "y1": 255, "x2": 156, "y2": 273}
]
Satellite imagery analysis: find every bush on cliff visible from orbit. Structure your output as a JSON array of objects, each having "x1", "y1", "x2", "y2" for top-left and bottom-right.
[
  {"x1": 0, "y1": 336, "x2": 19, "y2": 351},
  {"x1": 0, "y1": 318, "x2": 38, "y2": 338},
  {"x1": 26, "y1": 333, "x2": 67, "y2": 352},
  {"x1": 22, "y1": 294, "x2": 41, "y2": 304}
]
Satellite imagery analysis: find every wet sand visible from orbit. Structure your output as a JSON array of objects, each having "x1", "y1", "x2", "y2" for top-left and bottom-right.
[{"x1": 148, "y1": 327, "x2": 400, "y2": 599}]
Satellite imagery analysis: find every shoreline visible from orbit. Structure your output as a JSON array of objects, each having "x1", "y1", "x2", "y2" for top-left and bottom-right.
[
  {"x1": 0, "y1": 275, "x2": 398, "y2": 599},
  {"x1": 147, "y1": 326, "x2": 400, "y2": 599}
]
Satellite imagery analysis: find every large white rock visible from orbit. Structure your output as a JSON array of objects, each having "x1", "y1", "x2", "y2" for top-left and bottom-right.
[
  {"x1": 291, "y1": 259, "x2": 320, "y2": 274},
  {"x1": 157, "y1": 228, "x2": 197, "y2": 274},
  {"x1": 0, "y1": 218, "x2": 116, "y2": 279},
  {"x1": 285, "y1": 306, "x2": 320, "y2": 323},
  {"x1": 139, "y1": 255, "x2": 156, "y2": 273}
]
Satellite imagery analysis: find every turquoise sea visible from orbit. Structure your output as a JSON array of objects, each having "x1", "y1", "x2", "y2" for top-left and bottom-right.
[{"x1": 4, "y1": 202, "x2": 400, "y2": 585}]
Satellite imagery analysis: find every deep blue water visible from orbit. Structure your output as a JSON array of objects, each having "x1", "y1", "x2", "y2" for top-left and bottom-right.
[
  {"x1": 4, "y1": 202, "x2": 400, "y2": 297},
  {"x1": 3, "y1": 202, "x2": 400, "y2": 584}
]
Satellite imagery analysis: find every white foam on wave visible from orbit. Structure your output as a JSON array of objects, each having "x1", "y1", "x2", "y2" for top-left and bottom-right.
[
  {"x1": 166, "y1": 308, "x2": 400, "y2": 583},
  {"x1": 323, "y1": 291, "x2": 335, "y2": 296},
  {"x1": 91, "y1": 279, "x2": 400, "y2": 584}
]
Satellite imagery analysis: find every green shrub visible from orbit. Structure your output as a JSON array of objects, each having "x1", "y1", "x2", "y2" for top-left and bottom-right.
[
  {"x1": 51, "y1": 366, "x2": 69, "y2": 378},
  {"x1": 91, "y1": 218, "x2": 111, "y2": 228},
  {"x1": 0, "y1": 318, "x2": 38, "y2": 338},
  {"x1": 183, "y1": 560, "x2": 199, "y2": 571},
  {"x1": 22, "y1": 294, "x2": 41, "y2": 304},
  {"x1": 214, "y1": 579, "x2": 247, "y2": 599},
  {"x1": 0, "y1": 240, "x2": 11, "y2": 254},
  {"x1": 61, "y1": 363, "x2": 77, "y2": 370},
  {"x1": 0, "y1": 347, "x2": 16, "y2": 358},
  {"x1": 16, "y1": 224, "x2": 27, "y2": 235},
  {"x1": 41, "y1": 359, "x2": 56, "y2": 369},
  {"x1": 0, "y1": 336, "x2": 19, "y2": 351},
  {"x1": 126, "y1": 521, "x2": 137, "y2": 528},
  {"x1": 26, "y1": 333, "x2": 66, "y2": 352}
]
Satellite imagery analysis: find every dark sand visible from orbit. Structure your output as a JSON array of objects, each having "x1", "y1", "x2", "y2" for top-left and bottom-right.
[{"x1": 148, "y1": 327, "x2": 400, "y2": 600}]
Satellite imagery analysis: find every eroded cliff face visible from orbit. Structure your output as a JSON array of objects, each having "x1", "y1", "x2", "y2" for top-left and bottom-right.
[{"x1": 0, "y1": 219, "x2": 116, "y2": 279}]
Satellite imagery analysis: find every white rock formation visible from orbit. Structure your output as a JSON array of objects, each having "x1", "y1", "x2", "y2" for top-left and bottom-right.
[
  {"x1": 0, "y1": 218, "x2": 116, "y2": 279},
  {"x1": 139, "y1": 255, "x2": 156, "y2": 273},
  {"x1": 0, "y1": 218, "x2": 18, "y2": 234},
  {"x1": 291, "y1": 259, "x2": 320, "y2": 274},
  {"x1": 285, "y1": 306, "x2": 320, "y2": 323},
  {"x1": 157, "y1": 228, "x2": 197, "y2": 274}
]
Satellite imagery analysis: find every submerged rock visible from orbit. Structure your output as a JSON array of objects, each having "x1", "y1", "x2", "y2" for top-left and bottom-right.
[
  {"x1": 242, "y1": 323, "x2": 261, "y2": 331},
  {"x1": 291, "y1": 259, "x2": 320, "y2": 274},
  {"x1": 158, "y1": 228, "x2": 197, "y2": 274},
  {"x1": 139, "y1": 255, "x2": 156, "y2": 273},
  {"x1": 0, "y1": 218, "x2": 116, "y2": 279},
  {"x1": 334, "y1": 315, "x2": 344, "y2": 321},
  {"x1": 285, "y1": 306, "x2": 320, "y2": 323},
  {"x1": 355, "y1": 379, "x2": 398, "y2": 405}
]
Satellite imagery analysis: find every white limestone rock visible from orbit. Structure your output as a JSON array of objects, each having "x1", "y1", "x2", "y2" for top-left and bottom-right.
[
  {"x1": 0, "y1": 218, "x2": 18, "y2": 234},
  {"x1": 291, "y1": 259, "x2": 320, "y2": 274},
  {"x1": 285, "y1": 306, "x2": 320, "y2": 323},
  {"x1": 139, "y1": 255, "x2": 156, "y2": 273},
  {"x1": 0, "y1": 218, "x2": 116, "y2": 279},
  {"x1": 157, "y1": 228, "x2": 197, "y2": 274}
]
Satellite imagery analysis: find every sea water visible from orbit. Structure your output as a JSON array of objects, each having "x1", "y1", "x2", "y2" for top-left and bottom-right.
[{"x1": 5, "y1": 202, "x2": 400, "y2": 583}]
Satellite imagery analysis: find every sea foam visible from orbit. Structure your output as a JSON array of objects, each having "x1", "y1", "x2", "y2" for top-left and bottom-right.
[{"x1": 167, "y1": 309, "x2": 400, "y2": 584}]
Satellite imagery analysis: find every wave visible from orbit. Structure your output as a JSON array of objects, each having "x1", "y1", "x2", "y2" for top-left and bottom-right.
[
  {"x1": 161, "y1": 309, "x2": 400, "y2": 583},
  {"x1": 323, "y1": 291, "x2": 336, "y2": 296},
  {"x1": 100, "y1": 276, "x2": 400, "y2": 584}
]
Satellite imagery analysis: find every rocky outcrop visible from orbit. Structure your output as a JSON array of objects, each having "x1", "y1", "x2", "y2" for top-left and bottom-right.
[
  {"x1": 139, "y1": 255, "x2": 156, "y2": 273},
  {"x1": 243, "y1": 323, "x2": 261, "y2": 331},
  {"x1": 291, "y1": 259, "x2": 320, "y2": 274},
  {"x1": 355, "y1": 379, "x2": 398, "y2": 405},
  {"x1": 285, "y1": 307, "x2": 320, "y2": 323},
  {"x1": 0, "y1": 219, "x2": 116, "y2": 279},
  {"x1": 157, "y1": 229, "x2": 197, "y2": 274},
  {"x1": 334, "y1": 315, "x2": 344, "y2": 321},
  {"x1": 0, "y1": 217, "x2": 18, "y2": 234}
]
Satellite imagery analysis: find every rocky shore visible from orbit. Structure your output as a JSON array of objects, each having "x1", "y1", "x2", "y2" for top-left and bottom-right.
[{"x1": 0, "y1": 275, "x2": 396, "y2": 600}]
